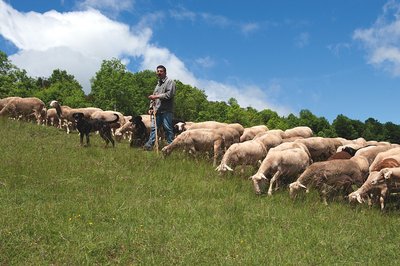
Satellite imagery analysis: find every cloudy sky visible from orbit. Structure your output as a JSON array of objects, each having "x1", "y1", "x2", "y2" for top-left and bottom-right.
[{"x1": 1, "y1": 0, "x2": 400, "y2": 123}]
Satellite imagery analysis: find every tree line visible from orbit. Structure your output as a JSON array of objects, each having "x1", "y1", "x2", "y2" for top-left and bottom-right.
[{"x1": 1, "y1": 50, "x2": 399, "y2": 143}]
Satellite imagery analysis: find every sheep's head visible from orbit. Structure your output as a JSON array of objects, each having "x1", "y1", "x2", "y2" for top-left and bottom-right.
[
  {"x1": 161, "y1": 145, "x2": 172, "y2": 156},
  {"x1": 348, "y1": 191, "x2": 365, "y2": 204},
  {"x1": 215, "y1": 163, "x2": 233, "y2": 173},
  {"x1": 382, "y1": 168, "x2": 393, "y2": 180},
  {"x1": 250, "y1": 173, "x2": 268, "y2": 195},
  {"x1": 289, "y1": 181, "x2": 306, "y2": 199}
]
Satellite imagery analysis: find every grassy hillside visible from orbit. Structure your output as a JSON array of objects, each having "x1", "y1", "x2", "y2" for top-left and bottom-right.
[{"x1": 0, "y1": 118, "x2": 399, "y2": 265}]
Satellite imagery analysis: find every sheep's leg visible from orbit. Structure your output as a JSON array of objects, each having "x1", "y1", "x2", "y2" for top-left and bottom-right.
[
  {"x1": 380, "y1": 187, "x2": 388, "y2": 210},
  {"x1": 213, "y1": 140, "x2": 222, "y2": 167},
  {"x1": 268, "y1": 170, "x2": 281, "y2": 196}
]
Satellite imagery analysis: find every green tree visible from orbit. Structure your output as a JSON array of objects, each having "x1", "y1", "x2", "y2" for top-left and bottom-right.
[
  {"x1": 34, "y1": 69, "x2": 87, "y2": 107},
  {"x1": 298, "y1": 109, "x2": 331, "y2": 136},
  {"x1": 332, "y1": 114, "x2": 359, "y2": 140},
  {"x1": 90, "y1": 58, "x2": 130, "y2": 111},
  {"x1": 174, "y1": 81, "x2": 208, "y2": 121},
  {"x1": 384, "y1": 122, "x2": 400, "y2": 144}
]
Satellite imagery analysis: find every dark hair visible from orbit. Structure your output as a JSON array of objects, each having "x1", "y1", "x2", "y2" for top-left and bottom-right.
[{"x1": 156, "y1": 65, "x2": 166, "y2": 73}]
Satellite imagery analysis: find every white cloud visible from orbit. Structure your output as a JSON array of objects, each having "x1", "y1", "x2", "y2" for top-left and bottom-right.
[
  {"x1": 353, "y1": 0, "x2": 400, "y2": 76},
  {"x1": 0, "y1": 0, "x2": 289, "y2": 115},
  {"x1": 195, "y1": 56, "x2": 215, "y2": 68},
  {"x1": 295, "y1": 32, "x2": 310, "y2": 48},
  {"x1": 77, "y1": 0, "x2": 134, "y2": 15}
]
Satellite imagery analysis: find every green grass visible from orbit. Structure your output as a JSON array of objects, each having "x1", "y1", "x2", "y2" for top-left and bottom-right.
[{"x1": 0, "y1": 118, "x2": 400, "y2": 265}]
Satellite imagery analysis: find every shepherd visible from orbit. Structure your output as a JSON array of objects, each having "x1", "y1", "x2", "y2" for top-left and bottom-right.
[{"x1": 143, "y1": 65, "x2": 176, "y2": 151}]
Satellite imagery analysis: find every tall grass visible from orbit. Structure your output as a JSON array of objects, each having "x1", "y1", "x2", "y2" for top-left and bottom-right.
[{"x1": 0, "y1": 118, "x2": 399, "y2": 265}]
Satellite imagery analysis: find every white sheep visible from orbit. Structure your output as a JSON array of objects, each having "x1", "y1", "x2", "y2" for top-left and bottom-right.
[
  {"x1": 250, "y1": 142, "x2": 312, "y2": 195},
  {"x1": 294, "y1": 137, "x2": 342, "y2": 162},
  {"x1": 0, "y1": 97, "x2": 45, "y2": 125},
  {"x1": 239, "y1": 125, "x2": 269, "y2": 142},
  {"x1": 282, "y1": 126, "x2": 313, "y2": 139},
  {"x1": 161, "y1": 128, "x2": 224, "y2": 166}
]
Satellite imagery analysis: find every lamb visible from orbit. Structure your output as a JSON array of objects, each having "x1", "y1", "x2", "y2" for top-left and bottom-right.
[
  {"x1": 250, "y1": 142, "x2": 312, "y2": 195},
  {"x1": 161, "y1": 128, "x2": 223, "y2": 166},
  {"x1": 0, "y1": 97, "x2": 45, "y2": 125},
  {"x1": 282, "y1": 126, "x2": 313, "y2": 139},
  {"x1": 289, "y1": 156, "x2": 368, "y2": 205},
  {"x1": 239, "y1": 125, "x2": 269, "y2": 142}
]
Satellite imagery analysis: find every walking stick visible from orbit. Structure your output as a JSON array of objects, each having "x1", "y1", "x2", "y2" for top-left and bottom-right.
[{"x1": 152, "y1": 105, "x2": 159, "y2": 154}]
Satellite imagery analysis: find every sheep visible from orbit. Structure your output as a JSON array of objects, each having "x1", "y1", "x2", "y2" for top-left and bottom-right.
[
  {"x1": 353, "y1": 145, "x2": 395, "y2": 166},
  {"x1": 0, "y1": 96, "x2": 21, "y2": 110},
  {"x1": 348, "y1": 156, "x2": 400, "y2": 209},
  {"x1": 161, "y1": 128, "x2": 224, "y2": 166},
  {"x1": 282, "y1": 126, "x2": 313, "y2": 139},
  {"x1": 186, "y1": 121, "x2": 228, "y2": 131},
  {"x1": 90, "y1": 110, "x2": 126, "y2": 134},
  {"x1": 240, "y1": 125, "x2": 269, "y2": 142},
  {"x1": 327, "y1": 150, "x2": 352, "y2": 160},
  {"x1": 289, "y1": 156, "x2": 368, "y2": 205},
  {"x1": 50, "y1": 100, "x2": 102, "y2": 133},
  {"x1": 114, "y1": 121, "x2": 133, "y2": 142},
  {"x1": 0, "y1": 97, "x2": 45, "y2": 125},
  {"x1": 45, "y1": 108, "x2": 60, "y2": 127},
  {"x1": 368, "y1": 147, "x2": 400, "y2": 172},
  {"x1": 250, "y1": 142, "x2": 312, "y2": 195},
  {"x1": 294, "y1": 137, "x2": 342, "y2": 162},
  {"x1": 215, "y1": 131, "x2": 283, "y2": 174}
]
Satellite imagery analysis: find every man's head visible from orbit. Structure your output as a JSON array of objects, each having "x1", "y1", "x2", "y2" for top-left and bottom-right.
[{"x1": 156, "y1": 65, "x2": 167, "y2": 79}]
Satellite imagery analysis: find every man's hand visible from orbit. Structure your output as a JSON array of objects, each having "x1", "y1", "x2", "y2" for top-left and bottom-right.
[{"x1": 148, "y1": 94, "x2": 158, "y2": 100}]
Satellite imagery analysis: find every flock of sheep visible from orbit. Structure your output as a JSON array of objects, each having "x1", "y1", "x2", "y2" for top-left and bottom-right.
[{"x1": 1, "y1": 96, "x2": 400, "y2": 210}]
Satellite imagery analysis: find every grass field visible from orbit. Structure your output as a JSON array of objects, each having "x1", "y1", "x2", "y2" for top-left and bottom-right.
[{"x1": 0, "y1": 118, "x2": 399, "y2": 265}]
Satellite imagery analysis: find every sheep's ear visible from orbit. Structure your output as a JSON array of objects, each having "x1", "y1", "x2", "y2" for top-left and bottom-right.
[
  {"x1": 299, "y1": 183, "x2": 306, "y2": 189},
  {"x1": 225, "y1": 165, "x2": 233, "y2": 171},
  {"x1": 260, "y1": 173, "x2": 267, "y2": 180}
]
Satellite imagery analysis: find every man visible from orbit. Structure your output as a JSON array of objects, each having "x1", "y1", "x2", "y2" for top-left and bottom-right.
[{"x1": 143, "y1": 65, "x2": 176, "y2": 150}]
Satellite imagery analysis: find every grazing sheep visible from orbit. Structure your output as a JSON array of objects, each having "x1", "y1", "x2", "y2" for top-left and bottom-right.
[
  {"x1": 0, "y1": 97, "x2": 45, "y2": 125},
  {"x1": 282, "y1": 126, "x2": 313, "y2": 139},
  {"x1": 215, "y1": 140, "x2": 267, "y2": 174},
  {"x1": 216, "y1": 131, "x2": 283, "y2": 174},
  {"x1": 294, "y1": 137, "x2": 342, "y2": 162},
  {"x1": 161, "y1": 128, "x2": 223, "y2": 166},
  {"x1": 0, "y1": 96, "x2": 21, "y2": 110},
  {"x1": 250, "y1": 142, "x2": 312, "y2": 195},
  {"x1": 114, "y1": 121, "x2": 133, "y2": 142},
  {"x1": 240, "y1": 125, "x2": 269, "y2": 142},
  {"x1": 349, "y1": 157, "x2": 400, "y2": 209},
  {"x1": 46, "y1": 108, "x2": 59, "y2": 127},
  {"x1": 289, "y1": 156, "x2": 368, "y2": 205}
]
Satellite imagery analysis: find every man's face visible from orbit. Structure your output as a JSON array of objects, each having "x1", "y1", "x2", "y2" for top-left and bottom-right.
[{"x1": 157, "y1": 68, "x2": 166, "y2": 79}]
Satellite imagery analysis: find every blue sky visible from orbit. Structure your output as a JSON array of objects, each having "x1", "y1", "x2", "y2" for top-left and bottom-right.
[{"x1": 1, "y1": 0, "x2": 400, "y2": 124}]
